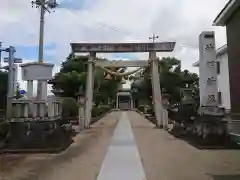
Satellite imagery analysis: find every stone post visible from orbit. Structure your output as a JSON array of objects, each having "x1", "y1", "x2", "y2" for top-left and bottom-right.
[
  {"x1": 149, "y1": 51, "x2": 163, "y2": 128},
  {"x1": 16, "y1": 103, "x2": 21, "y2": 117},
  {"x1": 116, "y1": 95, "x2": 119, "y2": 109},
  {"x1": 12, "y1": 64, "x2": 18, "y2": 94},
  {"x1": 199, "y1": 31, "x2": 218, "y2": 107},
  {"x1": 58, "y1": 101, "x2": 62, "y2": 117},
  {"x1": 48, "y1": 98, "x2": 54, "y2": 117},
  {"x1": 130, "y1": 97, "x2": 133, "y2": 109},
  {"x1": 23, "y1": 103, "x2": 28, "y2": 118},
  {"x1": 39, "y1": 102, "x2": 45, "y2": 117},
  {"x1": 55, "y1": 102, "x2": 59, "y2": 116},
  {"x1": 84, "y1": 52, "x2": 96, "y2": 129},
  {"x1": 32, "y1": 103, "x2": 37, "y2": 118},
  {"x1": 27, "y1": 80, "x2": 33, "y2": 99},
  {"x1": 162, "y1": 108, "x2": 169, "y2": 130},
  {"x1": 77, "y1": 87, "x2": 86, "y2": 131},
  {"x1": 78, "y1": 106, "x2": 85, "y2": 131},
  {"x1": 41, "y1": 80, "x2": 48, "y2": 101}
]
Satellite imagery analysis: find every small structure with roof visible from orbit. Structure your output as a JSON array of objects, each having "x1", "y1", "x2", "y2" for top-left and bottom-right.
[{"x1": 116, "y1": 89, "x2": 133, "y2": 110}]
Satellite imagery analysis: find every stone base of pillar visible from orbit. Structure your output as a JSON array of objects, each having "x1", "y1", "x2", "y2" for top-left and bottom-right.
[
  {"x1": 162, "y1": 108, "x2": 169, "y2": 130},
  {"x1": 78, "y1": 107, "x2": 85, "y2": 131},
  {"x1": 159, "y1": 125, "x2": 164, "y2": 129},
  {"x1": 27, "y1": 80, "x2": 33, "y2": 100}
]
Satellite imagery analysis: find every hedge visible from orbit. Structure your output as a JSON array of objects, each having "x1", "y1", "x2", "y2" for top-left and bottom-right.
[{"x1": 92, "y1": 106, "x2": 111, "y2": 117}]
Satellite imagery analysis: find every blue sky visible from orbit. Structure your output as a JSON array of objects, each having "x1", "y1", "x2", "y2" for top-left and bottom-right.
[
  {"x1": 105, "y1": 53, "x2": 138, "y2": 60},
  {"x1": 59, "y1": 0, "x2": 97, "y2": 11},
  {"x1": 13, "y1": 43, "x2": 56, "y2": 62}
]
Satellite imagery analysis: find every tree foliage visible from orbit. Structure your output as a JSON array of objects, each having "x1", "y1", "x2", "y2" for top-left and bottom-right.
[
  {"x1": 131, "y1": 57, "x2": 199, "y2": 105},
  {"x1": 49, "y1": 54, "x2": 124, "y2": 106},
  {"x1": 49, "y1": 54, "x2": 88, "y2": 98},
  {"x1": 0, "y1": 71, "x2": 8, "y2": 110}
]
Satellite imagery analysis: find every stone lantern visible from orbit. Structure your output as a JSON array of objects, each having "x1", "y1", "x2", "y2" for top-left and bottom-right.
[
  {"x1": 76, "y1": 86, "x2": 86, "y2": 131},
  {"x1": 162, "y1": 92, "x2": 170, "y2": 130}
]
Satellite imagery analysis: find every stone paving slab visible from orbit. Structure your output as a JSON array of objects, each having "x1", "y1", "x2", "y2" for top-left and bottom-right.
[{"x1": 97, "y1": 112, "x2": 146, "y2": 180}]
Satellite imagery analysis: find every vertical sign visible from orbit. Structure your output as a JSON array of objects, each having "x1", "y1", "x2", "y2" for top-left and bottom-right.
[{"x1": 199, "y1": 31, "x2": 218, "y2": 107}]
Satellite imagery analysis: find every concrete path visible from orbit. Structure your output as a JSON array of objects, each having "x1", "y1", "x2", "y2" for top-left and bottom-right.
[{"x1": 97, "y1": 112, "x2": 146, "y2": 180}]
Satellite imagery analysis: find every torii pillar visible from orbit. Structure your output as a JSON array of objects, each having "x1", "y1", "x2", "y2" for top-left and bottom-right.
[
  {"x1": 149, "y1": 51, "x2": 163, "y2": 128},
  {"x1": 84, "y1": 52, "x2": 96, "y2": 129}
]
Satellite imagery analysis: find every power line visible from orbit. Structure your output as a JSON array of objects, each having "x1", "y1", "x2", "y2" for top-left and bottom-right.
[
  {"x1": 54, "y1": 7, "x2": 200, "y2": 51},
  {"x1": 67, "y1": 10, "x2": 133, "y2": 36},
  {"x1": 67, "y1": 10, "x2": 199, "y2": 49}
]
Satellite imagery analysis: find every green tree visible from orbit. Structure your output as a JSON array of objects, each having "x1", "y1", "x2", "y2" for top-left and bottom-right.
[
  {"x1": 49, "y1": 54, "x2": 125, "y2": 106},
  {"x1": 49, "y1": 54, "x2": 88, "y2": 98},
  {"x1": 0, "y1": 71, "x2": 8, "y2": 110},
  {"x1": 0, "y1": 71, "x2": 8, "y2": 139},
  {"x1": 131, "y1": 57, "x2": 199, "y2": 105},
  {"x1": 93, "y1": 66, "x2": 125, "y2": 107}
]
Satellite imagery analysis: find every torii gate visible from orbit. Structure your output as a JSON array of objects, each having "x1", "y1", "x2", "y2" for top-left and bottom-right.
[{"x1": 71, "y1": 42, "x2": 175, "y2": 128}]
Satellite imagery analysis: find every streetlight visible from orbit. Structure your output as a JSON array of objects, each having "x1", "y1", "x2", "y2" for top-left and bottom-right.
[{"x1": 31, "y1": 0, "x2": 58, "y2": 99}]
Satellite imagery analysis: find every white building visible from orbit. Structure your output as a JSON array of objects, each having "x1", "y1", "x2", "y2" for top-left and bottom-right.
[{"x1": 193, "y1": 44, "x2": 231, "y2": 110}]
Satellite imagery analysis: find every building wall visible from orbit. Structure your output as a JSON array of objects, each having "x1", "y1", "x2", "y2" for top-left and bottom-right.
[
  {"x1": 226, "y1": 7, "x2": 240, "y2": 115},
  {"x1": 217, "y1": 53, "x2": 231, "y2": 110}
]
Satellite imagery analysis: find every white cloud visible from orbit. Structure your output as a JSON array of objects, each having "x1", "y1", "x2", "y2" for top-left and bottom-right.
[{"x1": 1, "y1": 0, "x2": 229, "y2": 92}]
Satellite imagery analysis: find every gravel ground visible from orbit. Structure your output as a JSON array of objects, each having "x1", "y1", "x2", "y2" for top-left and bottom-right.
[
  {"x1": 0, "y1": 112, "x2": 120, "y2": 180},
  {"x1": 128, "y1": 111, "x2": 240, "y2": 180}
]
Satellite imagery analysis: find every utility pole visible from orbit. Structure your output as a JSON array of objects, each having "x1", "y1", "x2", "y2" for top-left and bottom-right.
[
  {"x1": 148, "y1": 34, "x2": 164, "y2": 128},
  {"x1": 31, "y1": 0, "x2": 58, "y2": 99},
  {"x1": 0, "y1": 42, "x2": 2, "y2": 69},
  {"x1": 6, "y1": 47, "x2": 16, "y2": 120},
  {"x1": 149, "y1": 33, "x2": 159, "y2": 107},
  {"x1": 149, "y1": 34, "x2": 159, "y2": 44},
  {"x1": 38, "y1": 0, "x2": 46, "y2": 64},
  {"x1": 0, "y1": 45, "x2": 22, "y2": 120}
]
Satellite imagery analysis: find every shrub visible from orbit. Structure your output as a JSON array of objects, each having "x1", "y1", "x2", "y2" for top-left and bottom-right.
[
  {"x1": 137, "y1": 105, "x2": 145, "y2": 112},
  {"x1": 61, "y1": 97, "x2": 79, "y2": 123},
  {"x1": 92, "y1": 106, "x2": 110, "y2": 117},
  {"x1": 0, "y1": 121, "x2": 9, "y2": 140}
]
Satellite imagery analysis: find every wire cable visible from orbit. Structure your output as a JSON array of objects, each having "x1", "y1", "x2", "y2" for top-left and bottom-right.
[{"x1": 58, "y1": 6, "x2": 200, "y2": 52}]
